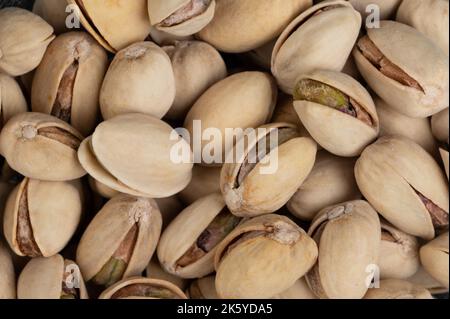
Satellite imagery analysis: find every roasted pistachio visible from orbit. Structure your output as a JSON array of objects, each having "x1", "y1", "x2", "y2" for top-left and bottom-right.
[
  {"x1": 431, "y1": 108, "x2": 449, "y2": 143},
  {"x1": 187, "y1": 275, "x2": 219, "y2": 299},
  {"x1": 0, "y1": 73, "x2": 27, "y2": 129},
  {"x1": 146, "y1": 258, "x2": 189, "y2": 291},
  {"x1": 33, "y1": 0, "x2": 69, "y2": 35},
  {"x1": 179, "y1": 165, "x2": 221, "y2": 205},
  {"x1": 0, "y1": 241, "x2": 15, "y2": 299},
  {"x1": 420, "y1": 232, "x2": 449, "y2": 289},
  {"x1": 364, "y1": 279, "x2": 433, "y2": 299}
]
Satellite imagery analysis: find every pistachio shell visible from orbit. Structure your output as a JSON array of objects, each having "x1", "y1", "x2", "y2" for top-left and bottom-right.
[
  {"x1": 214, "y1": 214, "x2": 318, "y2": 299},
  {"x1": 146, "y1": 258, "x2": 189, "y2": 290},
  {"x1": 355, "y1": 136, "x2": 449, "y2": 239},
  {"x1": 364, "y1": 279, "x2": 433, "y2": 299},
  {"x1": 0, "y1": 7, "x2": 55, "y2": 76},
  {"x1": 272, "y1": 1, "x2": 361, "y2": 93},
  {"x1": 420, "y1": 232, "x2": 449, "y2": 288},
  {"x1": 0, "y1": 241, "x2": 15, "y2": 299},
  {"x1": 431, "y1": 108, "x2": 449, "y2": 143},
  {"x1": 440, "y1": 147, "x2": 449, "y2": 180},
  {"x1": 272, "y1": 277, "x2": 317, "y2": 299},
  {"x1": 349, "y1": 0, "x2": 402, "y2": 20},
  {"x1": 187, "y1": 275, "x2": 218, "y2": 299},
  {"x1": 179, "y1": 165, "x2": 221, "y2": 205},
  {"x1": 408, "y1": 267, "x2": 449, "y2": 295},
  {"x1": 33, "y1": 0, "x2": 69, "y2": 35},
  {"x1": 148, "y1": 26, "x2": 194, "y2": 46},
  {"x1": 0, "y1": 73, "x2": 27, "y2": 128}
]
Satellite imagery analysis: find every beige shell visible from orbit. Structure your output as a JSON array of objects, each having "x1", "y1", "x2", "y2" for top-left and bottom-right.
[
  {"x1": 18, "y1": 254, "x2": 88, "y2": 299},
  {"x1": 32, "y1": 32, "x2": 108, "y2": 136},
  {"x1": 353, "y1": 21, "x2": 449, "y2": 118},
  {"x1": 198, "y1": 0, "x2": 312, "y2": 53},
  {"x1": 67, "y1": 0, "x2": 151, "y2": 53},
  {"x1": 272, "y1": 1, "x2": 361, "y2": 94},
  {"x1": 214, "y1": 214, "x2": 318, "y2": 299},
  {"x1": 99, "y1": 276, "x2": 187, "y2": 299},
  {"x1": 3, "y1": 178, "x2": 83, "y2": 257},
  {"x1": 0, "y1": 73, "x2": 27, "y2": 128},
  {"x1": 431, "y1": 108, "x2": 449, "y2": 143},
  {"x1": 100, "y1": 42, "x2": 175, "y2": 120},
  {"x1": 293, "y1": 70, "x2": 379, "y2": 157},
  {"x1": 408, "y1": 267, "x2": 449, "y2": 295},
  {"x1": 349, "y1": 0, "x2": 402, "y2": 20},
  {"x1": 420, "y1": 231, "x2": 449, "y2": 289},
  {"x1": 78, "y1": 113, "x2": 193, "y2": 198},
  {"x1": 396, "y1": 0, "x2": 449, "y2": 56},
  {"x1": 76, "y1": 194, "x2": 162, "y2": 285},
  {"x1": 146, "y1": 258, "x2": 189, "y2": 290},
  {"x1": 179, "y1": 165, "x2": 221, "y2": 205},
  {"x1": 287, "y1": 152, "x2": 361, "y2": 221},
  {"x1": 272, "y1": 277, "x2": 317, "y2": 299},
  {"x1": 163, "y1": 40, "x2": 227, "y2": 121},
  {"x1": 364, "y1": 279, "x2": 433, "y2": 299},
  {"x1": 355, "y1": 136, "x2": 449, "y2": 240},
  {"x1": 440, "y1": 147, "x2": 449, "y2": 180},
  {"x1": 0, "y1": 241, "x2": 15, "y2": 299},
  {"x1": 306, "y1": 200, "x2": 381, "y2": 299},
  {"x1": 148, "y1": 26, "x2": 194, "y2": 46},
  {"x1": 33, "y1": 0, "x2": 69, "y2": 35},
  {"x1": 0, "y1": 7, "x2": 55, "y2": 76},
  {"x1": 187, "y1": 275, "x2": 219, "y2": 299}
]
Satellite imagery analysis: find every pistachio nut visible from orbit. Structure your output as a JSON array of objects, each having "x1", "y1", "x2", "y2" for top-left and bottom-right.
[
  {"x1": 78, "y1": 113, "x2": 193, "y2": 198},
  {"x1": 0, "y1": 112, "x2": 86, "y2": 181},
  {"x1": 440, "y1": 144, "x2": 449, "y2": 180},
  {"x1": 179, "y1": 165, "x2": 221, "y2": 205},
  {"x1": 408, "y1": 267, "x2": 449, "y2": 295},
  {"x1": 146, "y1": 258, "x2": 189, "y2": 291},
  {"x1": 158, "y1": 193, "x2": 242, "y2": 278},
  {"x1": 214, "y1": 214, "x2": 318, "y2": 299},
  {"x1": 287, "y1": 152, "x2": 361, "y2": 221},
  {"x1": 353, "y1": 21, "x2": 449, "y2": 118},
  {"x1": 3, "y1": 177, "x2": 83, "y2": 257},
  {"x1": 396, "y1": 0, "x2": 449, "y2": 56},
  {"x1": 99, "y1": 276, "x2": 187, "y2": 299},
  {"x1": 17, "y1": 254, "x2": 88, "y2": 299},
  {"x1": 76, "y1": 194, "x2": 162, "y2": 286},
  {"x1": 420, "y1": 232, "x2": 449, "y2": 289},
  {"x1": 88, "y1": 175, "x2": 120, "y2": 199},
  {"x1": 0, "y1": 241, "x2": 15, "y2": 299},
  {"x1": 293, "y1": 70, "x2": 379, "y2": 157},
  {"x1": 0, "y1": 7, "x2": 54, "y2": 76},
  {"x1": 148, "y1": 26, "x2": 194, "y2": 46},
  {"x1": 349, "y1": 0, "x2": 402, "y2": 20},
  {"x1": 100, "y1": 42, "x2": 175, "y2": 120},
  {"x1": 364, "y1": 279, "x2": 433, "y2": 299},
  {"x1": 272, "y1": 1, "x2": 361, "y2": 93},
  {"x1": 221, "y1": 123, "x2": 317, "y2": 217},
  {"x1": 0, "y1": 73, "x2": 27, "y2": 129},
  {"x1": 272, "y1": 278, "x2": 317, "y2": 299},
  {"x1": 163, "y1": 40, "x2": 227, "y2": 121},
  {"x1": 32, "y1": 32, "x2": 108, "y2": 136},
  {"x1": 431, "y1": 108, "x2": 449, "y2": 143},
  {"x1": 148, "y1": 0, "x2": 216, "y2": 36},
  {"x1": 187, "y1": 275, "x2": 219, "y2": 299},
  {"x1": 306, "y1": 200, "x2": 381, "y2": 299},
  {"x1": 67, "y1": 0, "x2": 151, "y2": 52},
  {"x1": 33, "y1": 0, "x2": 69, "y2": 35},
  {"x1": 355, "y1": 136, "x2": 449, "y2": 240}
]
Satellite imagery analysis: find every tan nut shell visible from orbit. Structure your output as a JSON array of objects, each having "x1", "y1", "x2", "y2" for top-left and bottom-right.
[
  {"x1": 355, "y1": 136, "x2": 449, "y2": 239},
  {"x1": 440, "y1": 147, "x2": 449, "y2": 180},
  {"x1": 0, "y1": 241, "x2": 15, "y2": 299},
  {"x1": 188, "y1": 275, "x2": 219, "y2": 299},
  {"x1": 146, "y1": 258, "x2": 189, "y2": 291},
  {"x1": 350, "y1": 0, "x2": 402, "y2": 20},
  {"x1": 353, "y1": 21, "x2": 449, "y2": 118},
  {"x1": 214, "y1": 214, "x2": 318, "y2": 299},
  {"x1": 0, "y1": 8, "x2": 55, "y2": 76},
  {"x1": 431, "y1": 108, "x2": 449, "y2": 143},
  {"x1": 18, "y1": 254, "x2": 88, "y2": 299},
  {"x1": 33, "y1": 0, "x2": 69, "y2": 35},
  {"x1": 272, "y1": 1, "x2": 361, "y2": 93},
  {"x1": 149, "y1": 26, "x2": 194, "y2": 46},
  {"x1": 420, "y1": 232, "x2": 449, "y2": 289},
  {"x1": 100, "y1": 42, "x2": 175, "y2": 120},
  {"x1": 364, "y1": 279, "x2": 433, "y2": 299},
  {"x1": 0, "y1": 73, "x2": 27, "y2": 128},
  {"x1": 179, "y1": 165, "x2": 221, "y2": 205},
  {"x1": 272, "y1": 278, "x2": 317, "y2": 299}
]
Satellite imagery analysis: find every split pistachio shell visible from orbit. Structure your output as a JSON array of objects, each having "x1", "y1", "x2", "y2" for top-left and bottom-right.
[
  {"x1": 179, "y1": 165, "x2": 221, "y2": 205},
  {"x1": 32, "y1": 32, "x2": 108, "y2": 136},
  {"x1": 0, "y1": 112, "x2": 86, "y2": 181},
  {"x1": 408, "y1": 267, "x2": 449, "y2": 295},
  {"x1": 146, "y1": 258, "x2": 189, "y2": 291},
  {"x1": 76, "y1": 194, "x2": 162, "y2": 286},
  {"x1": 440, "y1": 146, "x2": 449, "y2": 180},
  {"x1": 272, "y1": 278, "x2": 317, "y2": 299},
  {"x1": 272, "y1": 1, "x2": 361, "y2": 93},
  {"x1": 18, "y1": 254, "x2": 88, "y2": 299},
  {"x1": 33, "y1": 0, "x2": 69, "y2": 35},
  {"x1": 364, "y1": 279, "x2": 433, "y2": 299},
  {"x1": 99, "y1": 276, "x2": 187, "y2": 299},
  {"x1": 163, "y1": 40, "x2": 227, "y2": 121},
  {"x1": 148, "y1": 0, "x2": 216, "y2": 36},
  {"x1": 0, "y1": 73, "x2": 27, "y2": 128},
  {"x1": 3, "y1": 178, "x2": 83, "y2": 257},
  {"x1": 431, "y1": 108, "x2": 449, "y2": 143},
  {"x1": 420, "y1": 232, "x2": 449, "y2": 289},
  {"x1": 214, "y1": 214, "x2": 318, "y2": 299},
  {"x1": 353, "y1": 21, "x2": 449, "y2": 118},
  {"x1": 67, "y1": 0, "x2": 151, "y2": 52},
  {"x1": 187, "y1": 275, "x2": 218, "y2": 299},
  {"x1": 198, "y1": 0, "x2": 312, "y2": 53},
  {"x1": 78, "y1": 113, "x2": 193, "y2": 198},
  {"x1": 0, "y1": 241, "x2": 15, "y2": 299},
  {"x1": 355, "y1": 136, "x2": 449, "y2": 240},
  {"x1": 0, "y1": 8, "x2": 55, "y2": 76},
  {"x1": 100, "y1": 42, "x2": 175, "y2": 120},
  {"x1": 293, "y1": 70, "x2": 379, "y2": 157},
  {"x1": 306, "y1": 200, "x2": 381, "y2": 299},
  {"x1": 221, "y1": 123, "x2": 317, "y2": 217},
  {"x1": 287, "y1": 152, "x2": 360, "y2": 221},
  {"x1": 349, "y1": 0, "x2": 402, "y2": 20}
]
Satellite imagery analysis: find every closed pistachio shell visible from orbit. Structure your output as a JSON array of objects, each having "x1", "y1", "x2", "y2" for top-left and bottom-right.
[
  {"x1": 179, "y1": 165, "x2": 221, "y2": 205},
  {"x1": 349, "y1": 0, "x2": 402, "y2": 20},
  {"x1": 146, "y1": 258, "x2": 189, "y2": 291},
  {"x1": 272, "y1": 278, "x2": 317, "y2": 299},
  {"x1": 0, "y1": 241, "x2": 15, "y2": 299},
  {"x1": 354, "y1": 21, "x2": 449, "y2": 118},
  {"x1": 0, "y1": 73, "x2": 27, "y2": 128},
  {"x1": 33, "y1": 0, "x2": 69, "y2": 35},
  {"x1": 306, "y1": 200, "x2": 381, "y2": 299},
  {"x1": 187, "y1": 275, "x2": 219, "y2": 299},
  {"x1": 431, "y1": 108, "x2": 449, "y2": 143},
  {"x1": 214, "y1": 214, "x2": 318, "y2": 299},
  {"x1": 355, "y1": 136, "x2": 449, "y2": 240},
  {"x1": 0, "y1": 8, "x2": 55, "y2": 76},
  {"x1": 408, "y1": 267, "x2": 449, "y2": 295},
  {"x1": 420, "y1": 232, "x2": 449, "y2": 289},
  {"x1": 440, "y1": 147, "x2": 449, "y2": 180},
  {"x1": 364, "y1": 279, "x2": 433, "y2": 299},
  {"x1": 287, "y1": 152, "x2": 361, "y2": 221},
  {"x1": 99, "y1": 276, "x2": 187, "y2": 299},
  {"x1": 32, "y1": 32, "x2": 108, "y2": 136},
  {"x1": 294, "y1": 70, "x2": 379, "y2": 157},
  {"x1": 272, "y1": 1, "x2": 361, "y2": 93},
  {"x1": 18, "y1": 254, "x2": 88, "y2": 299}
]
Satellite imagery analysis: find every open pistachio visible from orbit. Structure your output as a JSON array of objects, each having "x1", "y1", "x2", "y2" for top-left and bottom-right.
[
  {"x1": 0, "y1": 73, "x2": 27, "y2": 129},
  {"x1": 272, "y1": 278, "x2": 317, "y2": 299},
  {"x1": 214, "y1": 214, "x2": 318, "y2": 299},
  {"x1": 76, "y1": 194, "x2": 162, "y2": 286},
  {"x1": 306, "y1": 200, "x2": 381, "y2": 299},
  {"x1": 431, "y1": 108, "x2": 449, "y2": 143},
  {"x1": 146, "y1": 258, "x2": 189, "y2": 291},
  {"x1": 0, "y1": 7, "x2": 54, "y2": 76},
  {"x1": 355, "y1": 136, "x2": 449, "y2": 240},
  {"x1": 221, "y1": 123, "x2": 317, "y2": 217},
  {"x1": 33, "y1": 0, "x2": 69, "y2": 35},
  {"x1": 32, "y1": 32, "x2": 108, "y2": 136},
  {"x1": 349, "y1": 0, "x2": 402, "y2": 20},
  {"x1": 364, "y1": 279, "x2": 433, "y2": 299},
  {"x1": 179, "y1": 165, "x2": 221, "y2": 205},
  {"x1": 420, "y1": 232, "x2": 449, "y2": 289},
  {"x1": 99, "y1": 276, "x2": 187, "y2": 299},
  {"x1": 354, "y1": 21, "x2": 449, "y2": 118},
  {"x1": 18, "y1": 254, "x2": 88, "y2": 299},
  {"x1": 187, "y1": 275, "x2": 219, "y2": 299},
  {"x1": 272, "y1": 0, "x2": 361, "y2": 94},
  {"x1": 0, "y1": 241, "x2": 15, "y2": 299},
  {"x1": 408, "y1": 267, "x2": 449, "y2": 295}
]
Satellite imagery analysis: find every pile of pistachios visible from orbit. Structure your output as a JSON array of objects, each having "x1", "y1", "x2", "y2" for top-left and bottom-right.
[{"x1": 0, "y1": 0, "x2": 448, "y2": 300}]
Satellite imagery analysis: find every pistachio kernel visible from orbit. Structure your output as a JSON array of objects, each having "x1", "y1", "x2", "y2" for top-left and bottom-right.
[
  {"x1": 159, "y1": 0, "x2": 212, "y2": 27},
  {"x1": 111, "y1": 284, "x2": 181, "y2": 299}
]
